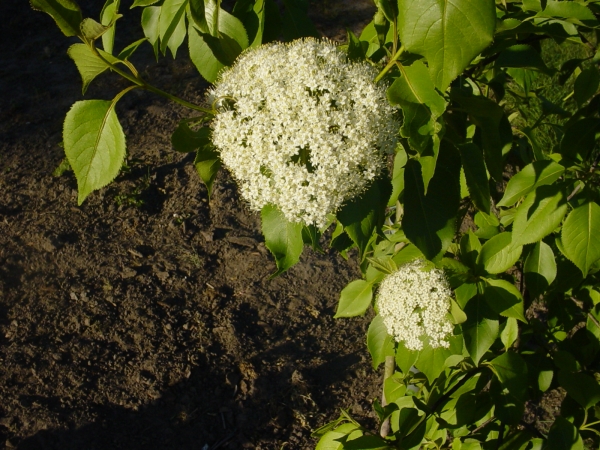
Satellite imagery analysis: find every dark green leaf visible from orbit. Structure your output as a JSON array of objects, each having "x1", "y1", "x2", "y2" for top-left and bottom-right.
[
  {"x1": 335, "y1": 280, "x2": 373, "y2": 318},
  {"x1": 402, "y1": 145, "x2": 461, "y2": 260},
  {"x1": 261, "y1": 204, "x2": 304, "y2": 276},
  {"x1": 397, "y1": 0, "x2": 495, "y2": 90},
  {"x1": 524, "y1": 241, "x2": 557, "y2": 298},
  {"x1": 343, "y1": 435, "x2": 390, "y2": 450},
  {"x1": 459, "y1": 143, "x2": 490, "y2": 214},
  {"x1": 489, "y1": 352, "x2": 528, "y2": 399},
  {"x1": 496, "y1": 44, "x2": 554, "y2": 76},
  {"x1": 338, "y1": 178, "x2": 391, "y2": 259},
  {"x1": 281, "y1": 0, "x2": 319, "y2": 41},
  {"x1": 450, "y1": 92, "x2": 512, "y2": 182},
  {"x1": 574, "y1": 66, "x2": 600, "y2": 107},
  {"x1": 30, "y1": 0, "x2": 82, "y2": 37},
  {"x1": 63, "y1": 98, "x2": 127, "y2": 205},
  {"x1": 171, "y1": 121, "x2": 211, "y2": 153},
  {"x1": 462, "y1": 296, "x2": 499, "y2": 365},
  {"x1": 131, "y1": 0, "x2": 159, "y2": 6},
  {"x1": 560, "y1": 118, "x2": 600, "y2": 162},
  {"x1": 558, "y1": 371, "x2": 600, "y2": 409},
  {"x1": 460, "y1": 231, "x2": 481, "y2": 270},
  {"x1": 544, "y1": 417, "x2": 584, "y2": 450}
]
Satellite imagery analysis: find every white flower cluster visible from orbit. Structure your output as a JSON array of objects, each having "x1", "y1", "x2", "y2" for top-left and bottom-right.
[
  {"x1": 209, "y1": 38, "x2": 398, "y2": 227},
  {"x1": 377, "y1": 260, "x2": 453, "y2": 351}
]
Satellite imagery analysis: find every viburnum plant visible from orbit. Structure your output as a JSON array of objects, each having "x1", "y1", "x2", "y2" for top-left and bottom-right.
[{"x1": 33, "y1": 0, "x2": 600, "y2": 448}]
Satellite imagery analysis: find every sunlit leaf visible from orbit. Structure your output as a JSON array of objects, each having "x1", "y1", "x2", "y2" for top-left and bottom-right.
[
  {"x1": 261, "y1": 204, "x2": 304, "y2": 276},
  {"x1": 561, "y1": 202, "x2": 600, "y2": 277},
  {"x1": 335, "y1": 280, "x2": 373, "y2": 318},
  {"x1": 524, "y1": 241, "x2": 557, "y2": 298}
]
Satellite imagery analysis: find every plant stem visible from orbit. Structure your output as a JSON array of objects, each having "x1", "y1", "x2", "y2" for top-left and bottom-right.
[
  {"x1": 375, "y1": 46, "x2": 405, "y2": 83},
  {"x1": 90, "y1": 42, "x2": 212, "y2": 114},
  {"x1": 380, "y1": 355, "x2": 395, "y2": 438}
]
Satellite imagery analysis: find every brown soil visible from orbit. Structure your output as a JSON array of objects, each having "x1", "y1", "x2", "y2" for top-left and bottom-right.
[{"x1": 0, "y1": 1, "x2": 380, "y2": 449}]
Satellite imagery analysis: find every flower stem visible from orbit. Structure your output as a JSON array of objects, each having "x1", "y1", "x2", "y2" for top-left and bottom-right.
[
  {"x1": 374, "y1": 45, "x2": 405, "y2": 83},
  {"x1": 89, "y1": 42, "x2": 212, "y2": 114},
  {"x1": 379, "y1": 355, "x2": 395, "y2": 438}
]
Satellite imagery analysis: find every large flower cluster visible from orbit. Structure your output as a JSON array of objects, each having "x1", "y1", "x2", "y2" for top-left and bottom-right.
[
  {"x1": 377, "y1": 260, "x2": 453, "y2": 351},
  {"x1": 209, "y1": 38, "x2": 398, "y2": 227}
]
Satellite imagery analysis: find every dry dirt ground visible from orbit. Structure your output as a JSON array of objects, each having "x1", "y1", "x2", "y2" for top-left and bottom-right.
[{"x1": 0, "y1": 1, "x2": 382, "y2": 449}]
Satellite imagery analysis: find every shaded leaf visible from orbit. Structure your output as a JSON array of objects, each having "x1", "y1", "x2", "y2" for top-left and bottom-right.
[
  {"x1": 281, "y1": 0, "x2": 319, "y2": 41},
  {"x1": 574, "y1": 66, "x2": 600, "y2": 107},
  {"x1": 368, "y1": 315, "x2": 395, "y2": 369},
  {"x1": 560, "y1": 118, "x2": 600, "y2": 162},
  {"x1": 30, "y1": 0, "x2": 82, "y2": 37},
  {"x1": 194, "y1": 147, "x2": 221, "y2": 198},
  {"x1": 459, "y1": 143, "x2": 490, "y2": 213}
]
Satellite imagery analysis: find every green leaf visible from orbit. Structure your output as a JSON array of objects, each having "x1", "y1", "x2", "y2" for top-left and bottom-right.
[
  {"x1": 80, "y1": 18, "x2": 110, "y2": 42},
  {"x1": 537, "y1": 0, "x2": 598, "y2": 27},
  {"x1": 495, "y1": 44, "x2": 553, "y2": 76},
  {"x1": 544, "y1": 417, "x2": 584, "y2": 450},
  {"x1": 388, "y1": 146, "x2": 407, "y2": 206},
  {"x1": 558, "y1": 371, "x2": 600, "y2": 409},
  {"x1": 450, "y1": 92, "x2": 512, "y2": 182},
  {"x1": 474, "y1": 211, "x2": 500, "y2": 240},
  {"x1": 462, "y1": 296, "x2": 499, "y2": 365},
  {"x1": 159, "y1": 0, "x2": 188, "y2": 57},
  {"x1": 368, "y1": 315, "x2": 395, "y2": 369},
  {"x1": 335, "y1": 280, "x2": 373, "y2": 318},
  {"x1": 511, "y1": 184, "x2": 568, "y2": 247},
  {"x1": 489, "y1": 352, "x2": 528, "y2": 403},
  {"x1": 477, "y1": 232, "x2": 522, "y2": 275},
  {"x1": 497, "y1": 160, "x2": 565, "y2": 208},
  {"x1": 63, "y1": 98, "x2": 127, "y2": 205},
  {"x1": 450, "y1": 299, "x2": 467, "y2": 325},
  {"x1": 338, "y1": 178, "x2": 391, "y2": 260},
  {"x1": 524, "y1": 241, "x2": 557, "y2": 298},
  {"x1": 343, "y1": 435, "x2": 390, "y2": 450},
  {"x1": 574, "y1": 67, "x2": 600, "y2": 107},
  {"x1": 67, "y1": 43, "x2": 119, "y2": 95},
  {"x1": 316, "y1": 423, "x2": 361, "y2": 450},
  {"x1": 132, "y1": 0, "x2": 159, "y2": 6},
  {"x1": 403, "y1": 145, "x2": 461, "y2": 261},
  {"x1": 142, "y1": 6, "x2": 161, "y2": 58},
  {"x1": 387, "y1": 61, "x2": 447, "y2": 175},
  {"x1": 261, "y1": 204, "x2": 304, "y2": 276},
  {"x1": 373, "y1": 0, "x2": 396, "y2": 23},
  {"x1": 281, "y1": 0, "x2": 319, "y2": 41},
  {"x1": 459, "y1": 143, "x2": 490, "y2": 214},
  {"x1": 188, "y1": 0, "x2": 208, "y2": 33},
  {"x1": 194, "y1": 147, "x2": 221, "y2": 198},
  {"x1": 171, "y1": 121, "x2": 210, "y2": 153},
  {"x1": 483, "y1": 278, "x2": 526, "y2": 323},
  {"x1": 561, "y1": 202, "x2": 600, "y2": 277},
  {"x1": 416, "y1": 335, "x2": 463, "y2": 384},
  {"x1": 395, "y1": 341, "x2": 419, "y2": 374},
  {"x1": 117, "y1": 37, "x2": 147, "y2": 60},
  {"x1": 188, "y1": 8, "x2": 249, "y2": 83},
  {"x1": 500, "y1": 318, "x2": 518, "y2": 349},
  {"x1": 30, "y1": 0, "x2": 82, "y2": 37},
  {"x1": 391, "y1": 244, "x2": 423, "y2": 267},
  {"x1": 100, "y1": 0, "x2": 120, "y2": 54},
  {"x1": 455, "y1": 282, "x2": 477, "y2": 309},
  {"x1": 560, "y1": 118, "x2": 600, "y2": 162},
  {"x1": 397, "y1": 0, "x2": 495, "y2": 91},
  {"x1": 460, "y1": 231, "x2": 481, "y2": 270},
  {"x1": 234, "y1": 0, "x2": 266, "y2": 48}
]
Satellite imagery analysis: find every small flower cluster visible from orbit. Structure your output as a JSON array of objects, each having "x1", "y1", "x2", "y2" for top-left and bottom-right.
[
  {"x1": 377, "y1": 260, "x2": 453, "y2": 351},
  {"x1": 209, "y1": 38, "x2": 398, "y2": 227}
]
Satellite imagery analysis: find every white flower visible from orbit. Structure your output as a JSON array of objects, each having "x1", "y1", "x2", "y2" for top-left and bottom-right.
[
  {"x1": 377, "y1": 260, "x2": 453, "y2": 351},
  {"x1": 209, "y1": 38, "x2": 399, "y2": 227}
]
